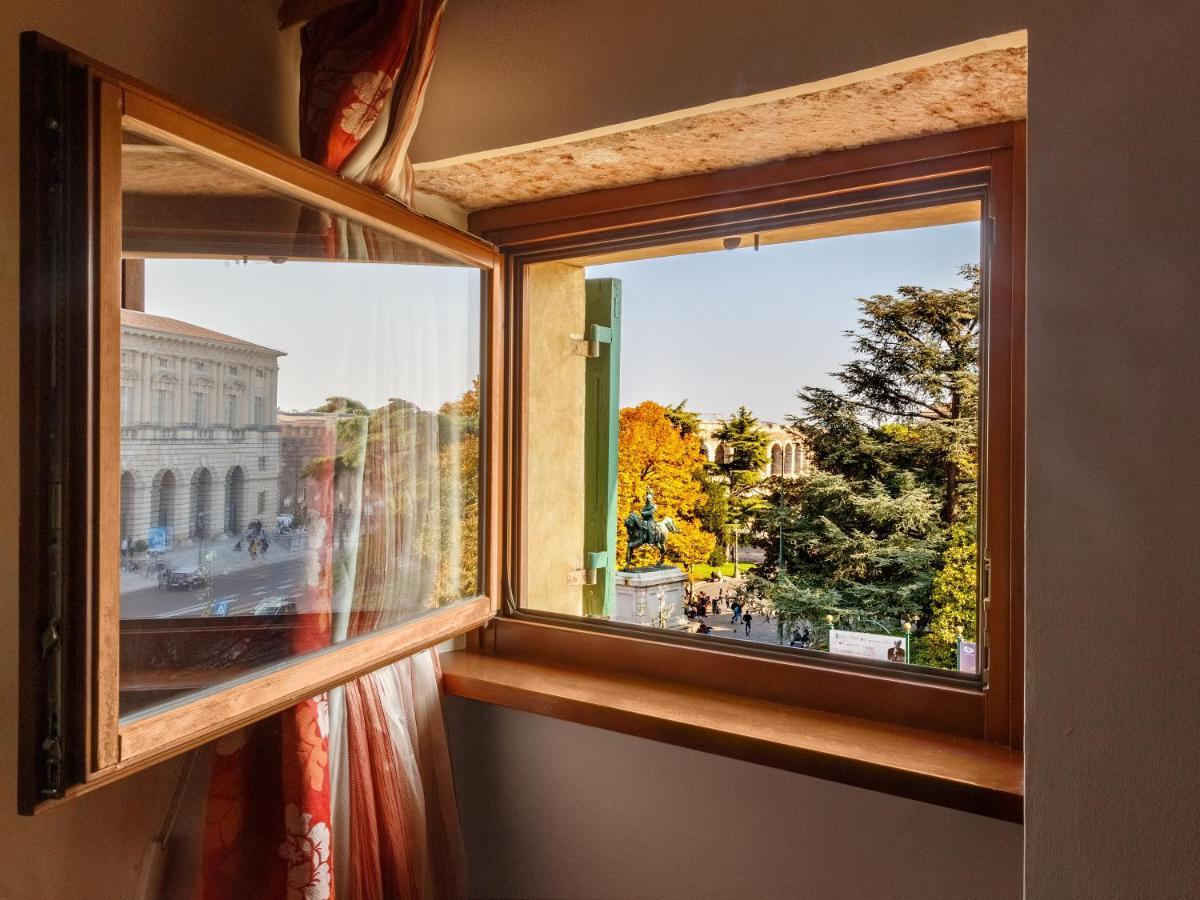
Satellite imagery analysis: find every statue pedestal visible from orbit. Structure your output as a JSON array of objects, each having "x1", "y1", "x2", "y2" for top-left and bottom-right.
[{"x1": 613, "y1": 566, "x2": 688, "y2": 628}]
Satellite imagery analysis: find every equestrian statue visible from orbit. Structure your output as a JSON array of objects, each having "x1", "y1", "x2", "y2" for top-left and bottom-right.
[{"x1": 623, "y1": 488, "x2": 679, "y2": 568}]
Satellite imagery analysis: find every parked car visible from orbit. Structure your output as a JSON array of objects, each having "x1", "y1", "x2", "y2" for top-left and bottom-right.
[
  {"x1": 253, "y1": 597, "x2": 297, "y2": 616},
  {"x1": 166, "y1": 565, "x2": 209, "y2": 590}
]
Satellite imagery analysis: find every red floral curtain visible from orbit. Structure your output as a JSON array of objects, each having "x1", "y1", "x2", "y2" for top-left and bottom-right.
[
  {"x1": 200, "y1": 4, "x2": 464, "y2": 898},
  {"x1": 299, "y1": 0, "x2": 447, "y2": 203}
]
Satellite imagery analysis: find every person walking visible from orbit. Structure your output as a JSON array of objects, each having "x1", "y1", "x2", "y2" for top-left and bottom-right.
[
  {"x1": 743, "y1": 609, "x2": 754, "y2": 636},
  {"x1": 731, "y1": 599, "x2": 742, "y2": 625}
]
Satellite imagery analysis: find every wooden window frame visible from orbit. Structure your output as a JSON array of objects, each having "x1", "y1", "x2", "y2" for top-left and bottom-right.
[
  {"x1": 17, "y1": 33, "x2": 505, "y2": 813},
  {"x1": 473, "y1": 120, "x2": 1024, "y2": 751}
]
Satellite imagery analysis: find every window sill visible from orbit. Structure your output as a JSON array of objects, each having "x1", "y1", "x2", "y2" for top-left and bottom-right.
[{"x1": 440, "y1": 649, "x2": 1022, "y2": 822}]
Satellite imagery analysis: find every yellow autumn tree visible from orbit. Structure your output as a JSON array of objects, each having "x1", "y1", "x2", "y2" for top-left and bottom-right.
[
  {"x1": 617, "y1": 401, "x2": 715, "y2": 570},
  {"x1": 435, "y1": 379, "x2": 479, "y2": 602}
]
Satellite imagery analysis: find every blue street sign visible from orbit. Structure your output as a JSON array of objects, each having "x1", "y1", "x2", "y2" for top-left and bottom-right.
[{"x1": 211, "y1": 599, "x2": 231, "y2": 617}]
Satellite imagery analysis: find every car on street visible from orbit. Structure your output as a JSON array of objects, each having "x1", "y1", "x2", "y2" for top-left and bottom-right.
[
  {"x1": 166, "y1": 565, "x2": 210, "y2": 590},
  {"x1": 253, "y1": 596, "x2": 297, "y2": 616}
]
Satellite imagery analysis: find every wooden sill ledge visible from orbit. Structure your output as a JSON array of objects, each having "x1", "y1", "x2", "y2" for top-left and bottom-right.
[{"x1": 440, "y1": 650, "x2": 1022, "y2": 822}]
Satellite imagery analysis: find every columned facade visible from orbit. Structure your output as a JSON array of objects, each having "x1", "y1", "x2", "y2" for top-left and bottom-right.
[
  {"x1": 696, "y1": 416, "x2": 809, "y2": 480},
  {"x1": 119, "y1": 310, "x2": 284, "y2": 546}
]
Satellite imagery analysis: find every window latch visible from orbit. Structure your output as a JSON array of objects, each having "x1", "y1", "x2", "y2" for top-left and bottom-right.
[{"x1": 572, "y1": 324, "x2": 612, "y2": 358}]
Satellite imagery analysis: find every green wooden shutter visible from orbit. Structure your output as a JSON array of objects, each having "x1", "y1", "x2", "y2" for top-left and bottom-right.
[{"x1": 583, "y1": 278, "x2": 621, "y2": 617}]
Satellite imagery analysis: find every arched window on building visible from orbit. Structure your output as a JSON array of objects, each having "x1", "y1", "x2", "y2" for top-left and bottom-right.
[
  {"x1": 784, "y1": 443, "x2": 795, "y2": 475},
  {"x1": 770, "y1": 443, "x2": 783, "y2": 476},
  {"x1": 151, "y1": 469, "x2": 176, "y2": 530},
  {"x1": 225, "y1": 465, "x2": 245, "y2": 534},
  {"x1": 190, "y1": 467, "x2": 213, "y2": 539},
  {"x1": 120, "y1": 471, "x2": 135, "y2": 540}
]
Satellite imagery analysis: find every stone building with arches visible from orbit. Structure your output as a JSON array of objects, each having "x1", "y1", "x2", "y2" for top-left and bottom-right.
[
  {"x1": 118, "y1": 309, "x2": 284, "y2": 547},
  {"x1": 696, "y1": 415, "x2": 810, "y2": 480}
]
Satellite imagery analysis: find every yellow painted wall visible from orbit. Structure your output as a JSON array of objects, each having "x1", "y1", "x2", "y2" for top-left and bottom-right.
[{"x1": 522, "y1": 262, "x2": 588, "y2": 616}]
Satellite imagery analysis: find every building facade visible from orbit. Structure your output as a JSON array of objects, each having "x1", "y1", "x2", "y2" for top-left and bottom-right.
[
  {"x1": 119, "y1": 309, "x2": 284, "y2": 546},
  {"x1": 696, "y1": 416, "x2": 809, "y2": 479}
]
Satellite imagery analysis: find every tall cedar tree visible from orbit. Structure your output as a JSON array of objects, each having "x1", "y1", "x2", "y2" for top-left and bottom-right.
[
  {"x1": 759, "y1": 265, "x2": 980, "y2": 649},
  {"x1": 712, "y1": 406, "x2": 771, "y2": 525}
]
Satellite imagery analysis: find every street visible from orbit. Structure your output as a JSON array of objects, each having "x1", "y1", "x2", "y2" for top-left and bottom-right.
[
  {"x1": 121, "y1": 552, "x2": 308, "y2": 619},
  {"x1": 689, "y1": 579, "x2": 789, "y2": 647}
]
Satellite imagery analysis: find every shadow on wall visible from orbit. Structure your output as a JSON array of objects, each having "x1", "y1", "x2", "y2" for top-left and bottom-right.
[{"x1": 444, "y1": 697, "x2": 1022, "y2": 900}]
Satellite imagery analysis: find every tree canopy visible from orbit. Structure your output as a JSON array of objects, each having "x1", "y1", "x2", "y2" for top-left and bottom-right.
[
  {"x1": 758, "y1": 265, "x2": 981, "y2": 663},
  {"x1": 712, "y1": 405, "x2": 771, "y2": 525},
  {"x1": 617, "y1": 401, "x2": 715, "y2": 569}
]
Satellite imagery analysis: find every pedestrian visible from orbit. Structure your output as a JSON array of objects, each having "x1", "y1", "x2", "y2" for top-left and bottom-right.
[
  {"x1": 120, "y1": 536, "x2": 130, "y2": 559},
  {"x1": 731, "y1": 600, "x2": 742, "y2": 625},
  {"x1": 743, "y1": 610, "x2": 753, "y2": 636}
]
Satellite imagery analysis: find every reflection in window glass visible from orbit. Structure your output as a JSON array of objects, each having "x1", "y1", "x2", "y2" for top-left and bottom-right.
[
  {"x1": 522, "y1": 208, "x2": 981, "y2": 673},
  {"x1": 117, "y1": 128, "x2": 482, "y2": 718}
]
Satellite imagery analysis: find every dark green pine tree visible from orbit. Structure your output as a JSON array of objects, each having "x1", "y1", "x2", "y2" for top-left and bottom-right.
[
  {"x1": 712, "y1": 405, "x2": 771, "y2": 512},
  {"x1": 760, "y1": 265, "x2": 981, "y2": 642}
]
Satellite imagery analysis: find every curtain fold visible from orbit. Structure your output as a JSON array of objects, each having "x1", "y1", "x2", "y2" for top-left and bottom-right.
[{"x1": 199, "y1": 4, "x2": 464, "y2": 898}]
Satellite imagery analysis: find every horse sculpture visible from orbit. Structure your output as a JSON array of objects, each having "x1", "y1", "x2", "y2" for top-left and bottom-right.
[{"x1": 624, "y1": 488, "x2": 679, "y2": 567}]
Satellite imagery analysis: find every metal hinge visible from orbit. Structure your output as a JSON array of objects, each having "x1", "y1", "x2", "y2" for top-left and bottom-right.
[
  {"x1": 583, "y1": 551, "x2": 608, "y2": 585},
  {"x1": 987, "y1": 215, "x2": 998, "y2": 247},
  {"x1": 39, "y1": 617, "x2": 65, "y2": 797},
  {"x1": 572, "y1": 324, "x2": 613, "y2": 358}
]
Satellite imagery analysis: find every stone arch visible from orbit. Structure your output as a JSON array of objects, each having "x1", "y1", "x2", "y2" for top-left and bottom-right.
[
  {"x1": 716, "y1": 442, "x2": 731, "y2": 465},
  {"x1": 150, "y1": 468, "x2": 176, "y2": 530},
  {"x1": 224, "y1": 465, "x2": 245, "y2": 534},
  {"x1": 770, "y1": 443, "x2": 783, "y2": 476},
  {"x1": 190, "y1": 467, "x2": 213, "y2": 539},
  {"x1": 120, "y1": 470, "x2": 135, "y2": 540}
]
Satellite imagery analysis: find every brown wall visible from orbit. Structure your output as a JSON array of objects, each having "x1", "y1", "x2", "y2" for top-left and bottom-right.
[{"x1": 0, "y1": 4, "x2": 295, "y2": 898}]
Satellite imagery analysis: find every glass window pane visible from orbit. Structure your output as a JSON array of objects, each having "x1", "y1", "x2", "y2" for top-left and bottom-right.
[
  {"x1": 118, "y1": 129, "x2": 483, "y2": 718},
  {"x1": 522, "y1": 203, "x2": 982, "y2": 674}
]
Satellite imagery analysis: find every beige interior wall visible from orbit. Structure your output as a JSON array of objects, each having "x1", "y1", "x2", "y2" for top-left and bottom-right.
[
  {"x1": 523, "y1": 262, "x2": 588, "y2": 615},
  {"x1": 446, "y1": 698, "x2": 1023, "y2": 899},
  {"x1": 420, "y1": 2, "x2": 1200, "y2": 897},
  {"x1": 0, "y1": 5, "x2": 295, "y2": 898},
  {"x1": 2, "y1": 2, "x2": 1197, "y2": 898}
]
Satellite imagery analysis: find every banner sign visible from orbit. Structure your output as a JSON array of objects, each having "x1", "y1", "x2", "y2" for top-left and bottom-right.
[
  {"x1": 957, "y1": 639, "x2": 977, "y2": 673},
  {"x1": 147, "y1": 527, "x2": 167, "y2": 553},
  {"x1": 829, "y1": 628, "x2": 910, "y2": 664}
]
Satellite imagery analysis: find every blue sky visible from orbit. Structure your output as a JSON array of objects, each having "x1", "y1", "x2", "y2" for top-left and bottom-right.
[{"x1": 587, "y1": 221, "x2": 981, "y2": 423}]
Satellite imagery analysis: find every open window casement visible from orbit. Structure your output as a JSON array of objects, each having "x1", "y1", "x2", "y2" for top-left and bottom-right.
[{"x1": 18, "y1": 33, "x2": 503, "y2": 812}]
